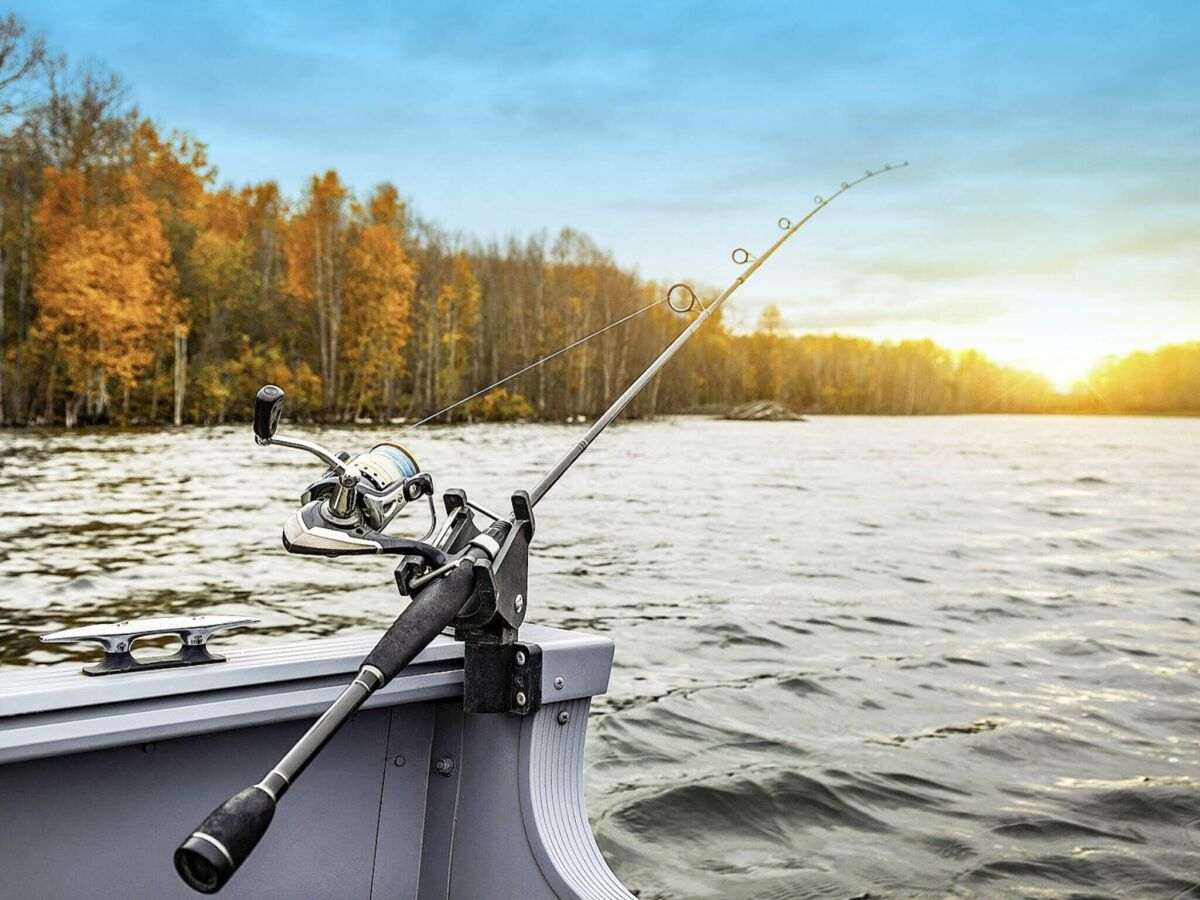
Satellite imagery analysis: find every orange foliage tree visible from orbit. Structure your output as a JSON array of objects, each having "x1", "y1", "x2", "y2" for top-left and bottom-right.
[
  {"x1": 31, "y1": 168, "x2": 177, "y2": 424},
  {"x1": 340, "y1": 185, "x2": 414, "y2": 420}
]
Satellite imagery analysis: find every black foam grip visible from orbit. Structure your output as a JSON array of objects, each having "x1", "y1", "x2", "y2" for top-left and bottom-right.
[
  {"x1": 363, "y1": 557, "x2": 476, "y2": 682},
  {"x1": 175, "y1": 786, "x2": 276, "y2": 894}
]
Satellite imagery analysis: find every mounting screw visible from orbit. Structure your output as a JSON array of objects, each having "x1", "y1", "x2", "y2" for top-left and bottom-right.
[
  {"x1": 393, "y1": 755, "x2": 406, "y2": 768},
  {"x1": 514, "y1": 593, "x2": 525, "y2": 614},
  {"x1": 515, "y1": 650, "x2": 527, "y2": 666},
  {"x1": 142, "y1": 742, "x2": 156, "y2": 754},
  {"x1": 434, "y1": 756, "x2": 455, "y2": 777},
  {"x1": 515, "y1": 691, "x2": 527, "y2": 706},
  {"x1": 557, "y1": 710, "x2": 570, "y2": 726},
  {"x1": 554, "y1": 677, "x2": 565, "y2": 691}
]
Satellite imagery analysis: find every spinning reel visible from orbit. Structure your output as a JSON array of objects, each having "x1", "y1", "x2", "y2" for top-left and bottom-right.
[
  {"x1": 252, "y1": 384, "x2": 534, "y2": 657},
  {"x1": 252, "y1": 385, "x2": 444, "y2": 566}
]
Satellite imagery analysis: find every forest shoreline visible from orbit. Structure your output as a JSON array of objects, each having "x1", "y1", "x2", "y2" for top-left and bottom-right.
[{"x1": 3, "y1": 408, "x2": 1198, "y2": 434}]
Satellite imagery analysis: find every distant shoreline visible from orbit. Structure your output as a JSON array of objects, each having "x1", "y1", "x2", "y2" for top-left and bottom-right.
[{"x1": 3, "y1": 409, "x2": 1198, "y2": 433}]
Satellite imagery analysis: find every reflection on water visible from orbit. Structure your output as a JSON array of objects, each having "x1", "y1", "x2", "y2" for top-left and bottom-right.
[{"x1": 2, "y1": 416, "x2": 1198, "y2": 898}]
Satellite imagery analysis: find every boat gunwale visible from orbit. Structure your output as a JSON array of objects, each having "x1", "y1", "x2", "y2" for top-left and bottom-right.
[{"x1": 0, "y1": 625, "x2": 615, "y2": 765}]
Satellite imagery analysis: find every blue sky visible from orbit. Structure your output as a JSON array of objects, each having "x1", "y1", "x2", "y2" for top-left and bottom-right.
[{"x1": 13, "y1": 0, "x2": 1199, "y2": 384}]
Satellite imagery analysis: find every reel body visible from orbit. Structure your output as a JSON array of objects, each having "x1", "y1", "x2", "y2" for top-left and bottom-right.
[{"x1": 299, "y1": 443, "x2": 429, "y2": 532}]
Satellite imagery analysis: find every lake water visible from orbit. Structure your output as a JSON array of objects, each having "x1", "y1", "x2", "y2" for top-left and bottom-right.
[{"x1": 1, "y1": 416, "x2": 1198, "y2": 898}]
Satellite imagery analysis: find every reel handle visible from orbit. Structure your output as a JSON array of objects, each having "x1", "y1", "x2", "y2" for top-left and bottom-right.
[
  {"x1": 253, "y1": 385, "x2": 284, "y2": 444},
  {"x1": 250, "y1": 385, "x2": 347, "y2": 472}
]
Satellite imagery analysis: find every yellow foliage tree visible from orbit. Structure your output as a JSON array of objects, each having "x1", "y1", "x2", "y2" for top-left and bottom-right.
[
  {"x1": 341, "y1": 221, "x2": 414, "y2": 419},
  {"x1": 284, "y1": 170, "x2": 348, "y2": 415},
  {"x1": 130, "y1": 121, "x2": 211, "y2": 226},
  {"x1": 192, "y1": 335, "x2": 321, "y2": 424},
  {"x1": 435, "y1": 252, "x2": 479, "y2": 417},
  {"x1": 748, "y1": 304, "x2": 784, "y2": 400}
]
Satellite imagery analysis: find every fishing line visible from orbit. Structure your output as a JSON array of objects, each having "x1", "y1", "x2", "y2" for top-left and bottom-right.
[{"x1": 392, "y1": 283, "x2": 701, "y2": 435}]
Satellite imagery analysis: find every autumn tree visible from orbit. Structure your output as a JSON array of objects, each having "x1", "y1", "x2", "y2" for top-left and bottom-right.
[
  {"x1": 32, "y1": 168, "x2": 175, "y2": 424},
  {"x1": 0, "y1": 15, "x2": 44, "y2": 121},
  {"x1": 1079, "y1": 343, "x2": 1200, "y2": 413},
  {"x1": 747, "y1": 304, "x2": 785, "y2": 401},
  {"x1": 285, "y1": 170, "x2": 348, "y2": 416},
  {"x1": 0, "y1": 14, "x2": 46, "y2": 422},
  {"x1": 433, "y1": 252, "x2": 479, "y2": 417},
  {"x1": 339, "y1": 184, "x2": 414, "y2": 420}
]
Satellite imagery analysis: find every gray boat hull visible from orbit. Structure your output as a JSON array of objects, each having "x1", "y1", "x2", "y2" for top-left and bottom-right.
[{"x1": 0, "y1": 625, "x2": 633, "y2": 900}]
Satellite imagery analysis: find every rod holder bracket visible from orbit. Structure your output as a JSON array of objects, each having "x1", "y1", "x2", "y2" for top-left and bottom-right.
[{"x1": 462, "y1": 640, "x2": 542, "y2": 715}]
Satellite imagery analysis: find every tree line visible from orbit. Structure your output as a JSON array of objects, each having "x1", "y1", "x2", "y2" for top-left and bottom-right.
[{"x1": 0, "y1": 16, "x2": 1194, "y2": 428}]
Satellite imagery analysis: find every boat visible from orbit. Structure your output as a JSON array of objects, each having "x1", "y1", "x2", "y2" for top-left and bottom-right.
[{"x1": 0, "y1": 617, "x2": 629, "y2": 899}]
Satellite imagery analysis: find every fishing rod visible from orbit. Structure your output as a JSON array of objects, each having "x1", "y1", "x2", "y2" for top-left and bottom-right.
[{"x1": 173, "y1": 161, "x2": 908, "y2": 894}]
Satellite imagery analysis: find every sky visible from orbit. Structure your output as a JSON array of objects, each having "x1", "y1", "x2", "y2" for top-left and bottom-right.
[{"x1": 11, "y1": 0, "x2": 1199, "y2": 387}]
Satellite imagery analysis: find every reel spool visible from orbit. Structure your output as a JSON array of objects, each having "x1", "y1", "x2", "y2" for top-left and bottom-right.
[{"x1": 353, "y1": 443, "x2": 420, "y2": 492}]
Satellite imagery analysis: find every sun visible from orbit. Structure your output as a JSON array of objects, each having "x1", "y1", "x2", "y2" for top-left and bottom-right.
[
  {"x1": 986, "y1": 311, "x2": 1158, "y2": 392},
  {"x1": 1018, "y1": 345, "x2": 1104, "y2": 392}
]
